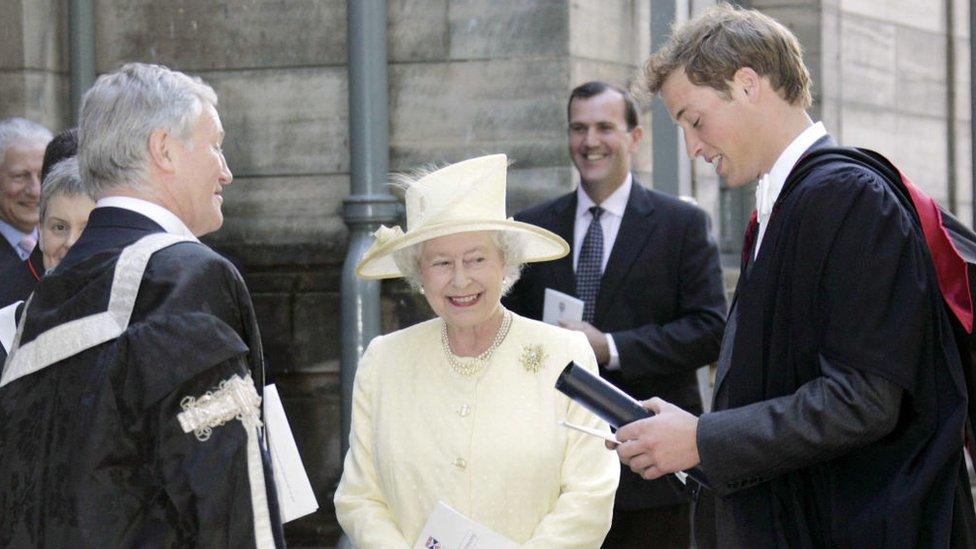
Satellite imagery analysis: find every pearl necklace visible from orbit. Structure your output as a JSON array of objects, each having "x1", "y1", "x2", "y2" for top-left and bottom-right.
[{"x1": 440, "y1": 310, "x2": 513, "y2": 377}]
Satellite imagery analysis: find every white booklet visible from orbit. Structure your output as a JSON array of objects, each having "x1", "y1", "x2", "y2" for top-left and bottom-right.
[
  {"x1": 542, "y1": 288, "x2": 584, "y2": 326},
  {"x1": 263, "y1": 384, "x2": 319, "y2": 523},
  {"x1": 413, "y1": 501, "x2": 519, "y2": 549}
]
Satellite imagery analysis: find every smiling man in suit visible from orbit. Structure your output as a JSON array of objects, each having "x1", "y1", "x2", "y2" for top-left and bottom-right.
[
  {"x1": 504, "y1": 81, "x2": 727, "y2": 548},
  {"x1": 0, "y1": 118, "x2": 51, "y2": 306}
]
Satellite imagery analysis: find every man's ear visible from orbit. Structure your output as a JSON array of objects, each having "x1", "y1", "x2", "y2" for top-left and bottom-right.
[
  {"x1": 732, "y1": 67, "x2": 762, "y2": 102},
  {"x1": 628, "y1": 124, "x2": 645, "y2": 153},
  {"x1": 147, "y1": 128, "x2": 176, "y2": 173}
]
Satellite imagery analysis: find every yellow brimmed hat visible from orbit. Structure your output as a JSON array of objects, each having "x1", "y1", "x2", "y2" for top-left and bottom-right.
[{"x1": 356, "y1": 154, "x2": 569, "y2": 279}]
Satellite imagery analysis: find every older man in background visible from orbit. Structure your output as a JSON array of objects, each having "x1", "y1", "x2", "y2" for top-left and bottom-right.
[
  {"x1": 0, "y1": 118, "x2": 51, "y2": 305},
  {"x1": 0, "y1": 63, "x2": 284, "y2": 548}
]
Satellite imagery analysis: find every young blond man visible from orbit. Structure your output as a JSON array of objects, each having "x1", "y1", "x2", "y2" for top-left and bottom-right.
[{"x1": 613, "y1": 4, "x2": 976, "y2": 547}]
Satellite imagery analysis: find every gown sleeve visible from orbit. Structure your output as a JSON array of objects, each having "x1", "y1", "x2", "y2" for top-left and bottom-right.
[
  {"x1": 154, "y1": 357, "x2": 277, "y2": 547},
  {"x1": 128, "y1": 311, "x2": 282, "y2": 548}
]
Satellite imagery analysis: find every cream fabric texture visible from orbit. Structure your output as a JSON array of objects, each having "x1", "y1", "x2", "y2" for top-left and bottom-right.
[{"x1": 334, "y1": 313, "x2": 619, "y2": 547}]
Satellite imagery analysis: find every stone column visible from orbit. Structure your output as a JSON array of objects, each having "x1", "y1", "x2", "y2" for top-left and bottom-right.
[{"x1": 0, "y1": 0, "x2": 68, "y2": 129}]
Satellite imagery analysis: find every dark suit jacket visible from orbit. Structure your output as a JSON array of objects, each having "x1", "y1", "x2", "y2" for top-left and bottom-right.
[
  {"x1": 0, "y1": 237, "x2": 42, "y2": 307},
  {"x1": 504, "y1": 179, "x2": 727, "y2": 510},
  {"x1": 0, "y1": 233, "x2": 22, "y2": 272}
]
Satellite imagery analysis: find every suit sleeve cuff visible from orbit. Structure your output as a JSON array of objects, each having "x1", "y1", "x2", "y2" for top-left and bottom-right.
[{"x1": 696, "y1": 410, "x2": 755, "y2": 496}]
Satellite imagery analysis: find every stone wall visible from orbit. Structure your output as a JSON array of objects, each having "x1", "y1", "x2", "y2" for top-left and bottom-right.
[
  {"x1": 751, "y1": 0, "x2": 972, "y2": 224},
  {"x1": 0, "y1": 0, "x2": 970, "y2": 546},
  {"x1": 0, "y1": 0, "x2": 68, "y2": 126}
]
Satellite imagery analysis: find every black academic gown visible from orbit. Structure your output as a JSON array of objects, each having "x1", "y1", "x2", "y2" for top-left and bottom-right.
[
  {"x1": 0, "y1": 207, "x2": 285, "y2": 548},
  {"x1": 695, "y1": 137, "x2": 975, "y2": 547}
]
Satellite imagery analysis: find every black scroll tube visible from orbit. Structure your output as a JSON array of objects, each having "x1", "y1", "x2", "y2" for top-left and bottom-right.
[{"x1": 555, "y1": 361, "x2": 710, "y2": 492}]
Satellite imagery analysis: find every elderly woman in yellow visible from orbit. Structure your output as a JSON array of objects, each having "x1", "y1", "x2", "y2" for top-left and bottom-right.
[{"x1": 334, "y1": 154, "x2": 619, "y2": 547}]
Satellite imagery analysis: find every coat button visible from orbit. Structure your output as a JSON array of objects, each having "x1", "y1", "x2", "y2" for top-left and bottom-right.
[
  {"x1": 457, "y1": 404, "x2": 471, "y2": 417},
  {"x1": 454, "y1": 457, "x2": 467, "y2": 471}
]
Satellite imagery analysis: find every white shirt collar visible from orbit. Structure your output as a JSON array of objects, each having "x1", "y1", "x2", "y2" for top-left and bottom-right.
[
  {"x1": 96, "y1": 196, "x2": 198, "y2": 241},
  {"x1": 755, "y1": 121, "x2": 827, "y2": 220},
  {"x1": 576, "y1": 173, "x2": 632, "y2": 220}
]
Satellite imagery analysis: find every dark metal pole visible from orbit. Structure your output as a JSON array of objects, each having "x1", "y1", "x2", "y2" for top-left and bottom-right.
[
  {"x1": 947, "y1": 0, "x2": 957, "y2": 214},
  {"x1": 971, "y1": 0, "x2": 976, "y2": 226},
  {"x1": 341, "y1": 0, "x2": 399, "y2": 460},
  {"x1": 69, "y1": 0, "x2": 96, "y2": 123}
]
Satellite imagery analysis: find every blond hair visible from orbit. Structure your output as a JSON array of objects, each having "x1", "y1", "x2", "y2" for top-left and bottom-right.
[{"x1": 637, "y1": 3, "x2": 812, "y2": 108}]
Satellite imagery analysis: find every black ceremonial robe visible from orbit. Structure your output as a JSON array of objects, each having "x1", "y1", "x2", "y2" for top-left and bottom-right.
[
  {"x1": 696, "y1": 139, "x2": 975, "y2": 547},
  {"x1": 0, "y1": 207, "x2": 284, "y2": 548}
]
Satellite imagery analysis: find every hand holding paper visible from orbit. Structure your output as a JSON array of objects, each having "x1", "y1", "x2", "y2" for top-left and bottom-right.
[
  {"x1": 613, "y1": 398, "x2": 696, "y2": 484},
  {"x1": 554, "y1": 361, "x2": 697, "y2": 488},
  {"x1": 543, "y1": 288, "x2": 583, "y2": 325}
]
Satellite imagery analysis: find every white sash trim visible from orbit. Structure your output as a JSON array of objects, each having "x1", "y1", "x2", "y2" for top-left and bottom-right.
[
  {"x1": 0, "y1": 233, "x2": 194, "y2": 388},
  {"x1": 0, "y1": 301, "x2": 19, "y2": 353},
  {"x1": 246, "y1": 413, "x2": 277, "y2": 548}
]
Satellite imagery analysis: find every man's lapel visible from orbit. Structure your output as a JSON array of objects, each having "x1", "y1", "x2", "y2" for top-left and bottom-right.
[
  {"x1": 593, "y1": 181, "x2": 656, "y2": 324},
  {"x1": 548, "y1": 193, "x2": 578, "y2": 295},
  {"x1": 0, "y1": 235, "x2": 20, "y2": 264}
]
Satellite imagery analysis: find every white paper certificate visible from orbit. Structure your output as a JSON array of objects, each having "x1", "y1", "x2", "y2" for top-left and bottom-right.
[
  {"x1": 542, "y1": 288, "x2": 584, "y2": 326},
  {"x1": 263, "y1": 384, "x2": 319, "y2": 523},
  {"x1": 413, "y1": 501, "x2": 519, "y2": 549}
]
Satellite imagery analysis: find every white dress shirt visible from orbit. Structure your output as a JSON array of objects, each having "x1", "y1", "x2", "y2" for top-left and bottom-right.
[
  {"x1": 573, "y1": 174, "x2": 631, "y2": 272},
  {"x1": 754, "y1": 122, "x2": 827, "y2": 258},
  {"x1": 574, "y1": 175, "x2": 632, "y2": 370},
  {"x1": 96, "y1": 196, "x2": 199, "y2": 241}
]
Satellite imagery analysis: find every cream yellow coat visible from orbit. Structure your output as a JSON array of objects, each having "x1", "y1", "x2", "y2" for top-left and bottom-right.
[{"x1": 334, "y1": 313, "x2": 619, "y2": 547}]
